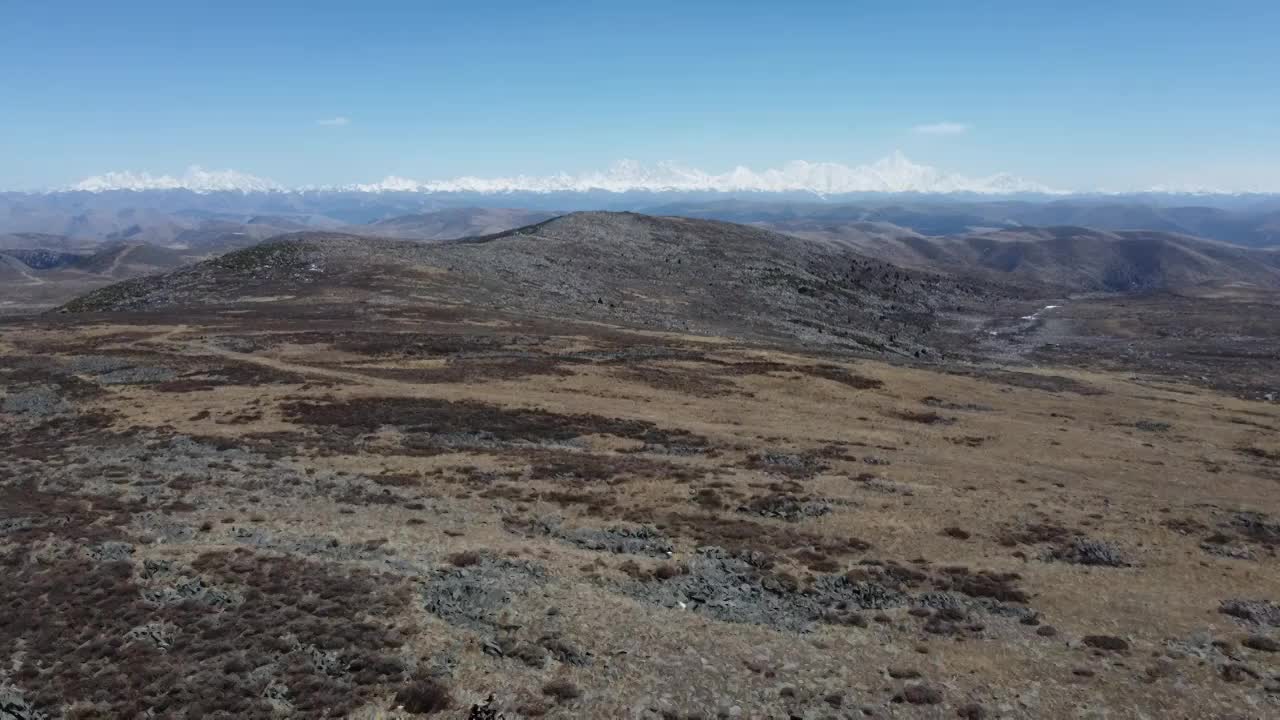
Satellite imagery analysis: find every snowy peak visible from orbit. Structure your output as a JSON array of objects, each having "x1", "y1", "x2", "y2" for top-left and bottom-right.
[
  {"x1": 69, "y1": 154, "x2": 1060, "y2": 195},
  {"x1": 347, "y1": 153, "x2": 1061, "y2": 195},
  {"x1": 71, "y1": 166, "x2": 284, "y2": 194}
]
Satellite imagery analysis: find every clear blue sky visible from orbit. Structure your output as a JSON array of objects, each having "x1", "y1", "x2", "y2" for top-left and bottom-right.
[{"x1": 3, "y1": 1, "x2": 1278, "y2": 190}]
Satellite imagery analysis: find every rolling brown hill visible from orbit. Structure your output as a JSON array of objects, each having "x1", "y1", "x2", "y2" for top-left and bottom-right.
[{"x1": 60, "y1": 212, "x2": 1019, "y2": 357}]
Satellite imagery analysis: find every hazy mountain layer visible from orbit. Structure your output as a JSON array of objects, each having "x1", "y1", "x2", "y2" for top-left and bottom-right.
[{"x1": 768, "y1": 222, "x2": 1280, "y2": 291}]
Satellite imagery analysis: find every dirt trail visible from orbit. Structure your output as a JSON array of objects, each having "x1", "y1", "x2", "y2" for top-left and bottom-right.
[
  {"x1": 103, "y1": 244, "x2": 139, "y2": 276},
  {"x1": 3, "y1": 256, "x2": 46, "y2": 285},
  {"x1": 200, "y1": 343, "x2": 390, "y2": 386}
]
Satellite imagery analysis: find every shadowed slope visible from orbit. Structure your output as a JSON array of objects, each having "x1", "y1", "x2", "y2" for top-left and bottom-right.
[
  {"x1": 772, "y1": 222, "x2": 1280, "y2": 292},
  {"x1": 61, "y1": 212, "x2": 1015, "y2": 356}
]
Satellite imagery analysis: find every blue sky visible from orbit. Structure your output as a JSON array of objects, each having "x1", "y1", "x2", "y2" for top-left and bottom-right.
[{"x1": 3, "y1": 1, "x2": 1278, "y2": 190}]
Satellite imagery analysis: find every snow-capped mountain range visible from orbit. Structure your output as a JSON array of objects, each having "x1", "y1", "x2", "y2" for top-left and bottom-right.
[
  {"x1": 70, "y1": 166, "x2": 286, "y2": 194},
  {"x1": 67, "y1": 153, "x2": 1065, "y2": 196}
]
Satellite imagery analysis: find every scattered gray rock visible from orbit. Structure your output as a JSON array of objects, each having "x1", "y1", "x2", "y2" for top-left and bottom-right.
[
  {"x1": 0, "y1": 685, "x2": 46, "y2": 720},
  {"x1": 422, "y1": 555, "x2": 546, "y2": 631},
  {"x1": 63, "y1": 355, "x2": 135, "y2": 375},
  {"x1": 142, "y1": 576, "x2": 241, "y2": 608},
  {"x1": 1221, "y1": 599, "x2": 1280, "y2": 627},
  {"x1": 739, "y1": 494, "x2": 831, "y2": 522},
  {"x1": 620, "y1": 547, "x2": 910, "y2": 632},
  {"x1": 2, "y1": 386, "x2": 70, "y2": 417},
  {"x1": 134, "y1": 513, "x2": 196, "y2": 544},
  {"x1": 638, "y1": 443, "x2": 706, "y2": 456},
  {"x1": 141, "y1": 558, "x2": 175, "y2": 578},
  {"x1": 96, "y1": 366, "x2": 178, "y2": 385},
  {"x1": 292, "y1": 640, "x2": 345, "y2": 677},
  {"x1": 126, "y1": 621, "x2": 178, "y2": 650},
  {"x1": 747, "y1": 450, "x2": 828, "y2": 478},
  {"x1": 1233, "y1": 512, "x2": 1280, "y2": 546},
  {"x1": 87, "y1": 541, "x2": 135, "y2": 563},
  {"x1": 1201, "y1": 542, "x2": 1256, "y2": 561},
  {"x1": 508, "y1": 517, "x2": 673, "y2": 557},
  {"x1": 1049, "y1": 538, "x2": 1128, "y2": 567},
  {"x1": 0, "y1": 517, "x2": 33, "y2": 534},
  {"x1": 558, "y1": 524, "x2": 673, "y2": 557},
  {"x1": 1221, "y1": 663, "x2": 1259, "y2": 682},
  {"x1": 210, "y1": 336, "x2": 264, "y2": 353}
]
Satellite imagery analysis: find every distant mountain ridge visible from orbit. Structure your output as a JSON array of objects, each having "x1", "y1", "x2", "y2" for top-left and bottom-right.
[
  {"x1": 365, "y1": 208, "x2": 559, "y2": 241},
  {"x1": 668, "y1": 200, "x2": 1280, "y2": 249},
  {"x1": 64, "y1": 154, "x2": 1057, "y2": 195},
  {"x1": 0, "y1": 241, "x2": 197, "y2": 313},
  {"x1": 0, "y1": 242, "x2": 192, "y2": 279},
  {"x1": 769, "y1": 222, "x2": 1280, "y2": 292},
  {"x1": 5, "y1": 191, "x2": 1279, "y2": 250}
]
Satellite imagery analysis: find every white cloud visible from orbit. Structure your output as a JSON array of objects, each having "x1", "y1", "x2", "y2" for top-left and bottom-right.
[
  {"x1": 912, "y1": 122, "x2": 970, "y2": 136},
  {"x1": 317, "y1": 116, "x2": 350, "y2": 127}
]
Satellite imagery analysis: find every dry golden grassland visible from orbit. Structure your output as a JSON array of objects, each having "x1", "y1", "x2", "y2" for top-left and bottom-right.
[{"x1": 1, "y1": 309, "x2": 1277, "y2": 719}]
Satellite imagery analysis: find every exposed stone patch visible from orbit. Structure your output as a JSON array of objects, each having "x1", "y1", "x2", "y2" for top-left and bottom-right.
[
  {"x1": 1221, "y1": 599, "x2": 1280, "y2": 627},
  {"x1": 422, "y1": 555, "x2": 547, "y2": 631}
]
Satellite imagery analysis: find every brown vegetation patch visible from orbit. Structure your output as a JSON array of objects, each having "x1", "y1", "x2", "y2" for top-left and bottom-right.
[
  {"x1": 1082, "y1": 635, "x2": 1130, "y2": 652},
  {"x1": 345, "y1": 356, "x2": 573, "y2": 385},
  {"x1": 933, "y1": 567, "x2": 1030, "y2": 603},
  {"x1": 6, "y1": 410, "x2": 121, "y2": 462},
  {"x1": 0, "y1": 480, "x2": 139, "y2": 554},
  {"x1": 1237, "y1": 445, "x2": 1280, "y2": 464},
  {"x1": 282, "y1": 397, "x2": 708, "y2": 450},
  {"x1": 521, "y1": 448, "x2": 706, "y2": 484},
  {"x1": 921, "y1": 396, "x2": 993, "y2": 412},
  {"x1": 153, "y1": 357, "x2": 311, "y2": 392},
  {"x1": 708, "y1": 359, "x2": 883, "y2": 391},
  {"x1": 744, "y1": 451, "x2": 829, "y2": 479},
  {"x1": 613, "y1": 365, "x2": 738, "y2": 397},
  {"x1": 328, "y1": 331, "x2": 521, "y2": 357},
  {"x1": 997, "y1": 523, "x2": 1077, "y2": 547},
  {"x1": 740, "y1": 492, "x2": 831, "y2": 522},
  {"x1": 944, "y1": 368, "x2": 1106, "y2": 396},
  {"x1": 1231, "y1": 512, "x2": 1280, "y2": 547},
  {"x1": 395, "y1": 677, "x2": 454, "y2": 715},
  {"x1": 1162, "y1": 517, "x2": 1209, "y2": 535},
  {"x1": 890, "y1": 410, "x2": 957, "y2": 426},
  {"x1": 484, "y1": 486, "x2": 620, "y2": 516},
  {"x1": 632, "y1": 511, "x2": 870, "y2": 567},
  {"x1": 542, "y1": 679, "x2": 582, "y2": 703},
  {"x1": 3, "y1": 358, "x2": 108, "y2": 401},
  {"x1": 796, "y1": 364, "x2": 884, "y2": 390},
  {"x1": 1, "y1": 548, "x2": 414, "y2": 718}
]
